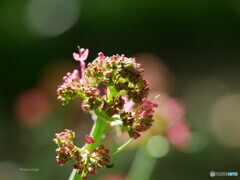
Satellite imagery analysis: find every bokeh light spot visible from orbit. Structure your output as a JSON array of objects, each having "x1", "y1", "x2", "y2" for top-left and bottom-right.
[
  {"x1": 167, "y1": 122, "x2": 190, "y2": 149},
  {"x1": 14, "y1": 89, "x2": 51, "y2": 127},
  {"x1": 25, "y1": 0, "x2": 80, "y2": 37},
  {"x1": 146, "y1": 135, "x2": 169, "y2": 158},
  {"x1": 185, "y1": 132, "x2": 208, "y2": 153},
  {"x1": 209, "y1": 93, "x2": 240, "y2": 148},
  {"x1": 0, "y1": 161, "x2": 25, "y2": 180}
]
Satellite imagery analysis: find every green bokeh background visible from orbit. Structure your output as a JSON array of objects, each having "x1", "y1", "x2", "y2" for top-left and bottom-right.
[{"x1": 0, "y1": 0, "x2": 240, "y2": 179}]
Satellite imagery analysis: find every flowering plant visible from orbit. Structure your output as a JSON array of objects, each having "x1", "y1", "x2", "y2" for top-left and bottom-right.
[{"x1": 54, "y1": 46, "x2": 158, "y2": 179}]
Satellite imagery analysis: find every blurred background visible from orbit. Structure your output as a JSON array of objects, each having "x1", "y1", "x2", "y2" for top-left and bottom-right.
[{"x1": 0, "y1": 0, "x2": 240, "y2": 179}]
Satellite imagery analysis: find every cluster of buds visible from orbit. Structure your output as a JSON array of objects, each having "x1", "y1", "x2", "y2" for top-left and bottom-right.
[
  {"x1": 74, "y1": 145, "x2": 111, "y2": 179},
  {"x1": 57, "y1": 70, "x2": 82, "y2": 105},
  {"x1": 55, "y1": 46, "x2": 158, "y2": 179},
  {"x1": 121, "y1": 97, "x2": 158, "y2": 139},
  {"x1": 57, "y1": 46, "x2": 158, "y2": 139},
  {"x1": 54, "y1": 130, "x2": 111, "y2": 179},
  {"x1": 53, "y1": 129, "x2": 77, "y2": 165},
  {"x1": 86, "y1": 53, "x2": 149, "y2": 104}
]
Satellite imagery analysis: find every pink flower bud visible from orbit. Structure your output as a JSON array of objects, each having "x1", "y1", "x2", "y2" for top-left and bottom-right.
[
  {"x1": 98, "y1": 52, "x2": 105, "y2": 59},
  {"x1": 88, "y1": 167, "x2": 95, "y2": 174},
  {"x1": 73, "y1": 46, "x2": 89, "y2": 62},
  {"x1": 85, "y1": 135, "x2": 95, "y2": 144}
]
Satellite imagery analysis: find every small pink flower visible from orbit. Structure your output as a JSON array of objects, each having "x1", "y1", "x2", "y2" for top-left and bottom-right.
[
  {"x1": 134, "y1": 98, "x2": 158, "y2": 118},
  {"x1": 88, "y1": 167, "x2": 95, "y2": 174},
  {"x1": 98, "y1": 52, "x2": 105, "y2": 59},
  {"x1": 73, "y1": 46, "x2": 89, "y2": 80},
  {"x1": 122, "y1": 96, "x2": 134, "y2": 112},
  {"x1": 73, "y1": 46, "x2": 89, "y2": 62},
  {"x1": 85, "y1": 135, "x2": 95, "y2": 144}
]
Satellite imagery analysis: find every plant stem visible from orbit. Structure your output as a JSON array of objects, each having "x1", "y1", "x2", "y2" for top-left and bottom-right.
[
  {"x1": 69, "y1": 169, "x2": 78, "y2": 180},
  {"x1": 112, "y1": 138, "x2": 133, "y2": 155},
  {"x1": 127, "y1": 145, "x2": 158, "y2": 180},
  {"x1": 86, "y1": 112, "x2": 106, "y2": 151},
  {"x1": 69, "y1": 111, "x2": 107, "y2": 180}
]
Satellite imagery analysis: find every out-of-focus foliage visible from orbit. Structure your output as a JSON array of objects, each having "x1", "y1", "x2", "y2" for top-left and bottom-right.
[{"x1": 0, "y1": 0, "x2": 240, "y2": 179}]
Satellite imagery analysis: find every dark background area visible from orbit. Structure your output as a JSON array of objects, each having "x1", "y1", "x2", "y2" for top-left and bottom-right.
[{"x1": 0, "y1": 0, "x2": 240, "y2": 179}]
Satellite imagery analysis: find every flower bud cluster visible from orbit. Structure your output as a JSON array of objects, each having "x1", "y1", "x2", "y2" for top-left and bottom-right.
[
  {"x1": 120, "y1": 98, "x2": 158, "y2": 139},
  {"x1": 102, "y1": 95, "x2": 125, "y2": 117},
  {"x1": 57, "y1": 70, "x2": 83, "y2": 105},
  {"x1": 74, "y1": 145, "x2": 111, "y2": 179},
  {"x1": 86, "y1": 53, "x2": 149, "y2": 104},
  {"x1": 57, "y1": 47, "x2": 158, "y2": 139},
  {"x1": 81, "y1": 86, "x2": 103, "y2": 111},
  {"x1": 53, "y1": 129, "x2": 77, "y2": 165},
  {"x1": 54, "y1": 130, "x2": 111, "y2": 179}
]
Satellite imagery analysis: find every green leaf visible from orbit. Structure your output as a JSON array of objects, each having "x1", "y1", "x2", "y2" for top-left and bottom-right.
[{"x1": 113, "y1": 138, "x2": 133, "y2": 155}]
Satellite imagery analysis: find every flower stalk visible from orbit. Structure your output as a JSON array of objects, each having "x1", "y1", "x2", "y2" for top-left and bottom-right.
[
  {"x1": 54, "y1": 46, "x2": 158, "y2": 179},
  {"x1": 127, "y1": 144, "x2": 158, "y2": 180},
  {"x1": 69, "y1": 111, "x2": 107, "y2": 180}
]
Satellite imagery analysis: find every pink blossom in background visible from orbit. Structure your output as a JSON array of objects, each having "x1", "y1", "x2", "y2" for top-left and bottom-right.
[
  {"x1": 14, "y1": 89, "x2": 51, "y2": 127},
  {"x1": 167, "y1": 121, "x2": 190, "y2": 149},
  {"x1": 161, "y1": 98, "x2": 185, "y2": 124}
]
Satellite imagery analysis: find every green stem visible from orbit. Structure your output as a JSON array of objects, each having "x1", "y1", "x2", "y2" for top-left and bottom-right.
[
  {"x1": 127, "y1": 145, "x2": 158, "y2": 180},
  {"x1": 69, "y1": 169, "x2": 78, "y2": 180},
  {"x1": 113, "y1": 138, "x2": 133, "y2": 155},
  {"x1": 87, "y1": 112, "x2": 106, "y2": 151},
  {"x1": 69, "y1": 111, "x2": 107, "y2": 180}
]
